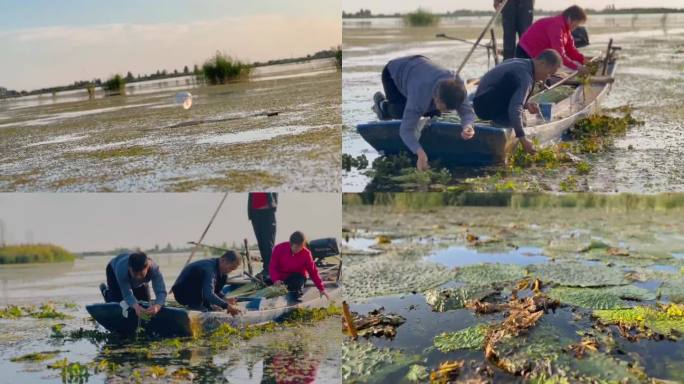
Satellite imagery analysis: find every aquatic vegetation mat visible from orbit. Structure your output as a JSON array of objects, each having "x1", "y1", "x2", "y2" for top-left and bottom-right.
[
  {"x1": 350, "y1": 111, "x2": 645, "y2": 193},
  {"x1": 343, "y1": 257, "x2": 456, "y2": 301},
  {"x1": 341, "y1": 341, "x2": 420, "y2": 384},
  {"x1": 433, "y1": 324, "x2": 489, "y2": 352},
  {"x1": 548, "y1": 285, "x2": 656, "y2": 310},
  {"x1": 0, "y1": 302, "x2": 72, "y2": 319},
  {"x1": 593, "y1": 304, "x2": 684, "y2": 338}
]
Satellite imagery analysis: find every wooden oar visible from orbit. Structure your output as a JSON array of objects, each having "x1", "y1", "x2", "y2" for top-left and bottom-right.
[
  {"x1": 436, "y1": 33, "x2": 492, "y2": 49},
  {"x1": 456, "y1": 0, "x2": 510, "y2": 75}
]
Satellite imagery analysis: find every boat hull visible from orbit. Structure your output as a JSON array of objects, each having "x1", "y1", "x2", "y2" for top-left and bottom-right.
[
  {"x1": 86, "y1": 282, "x2": 341, "y2": 338},
  {"x1": 357, "y1": 62, "x2": 617, "y2": 166}
]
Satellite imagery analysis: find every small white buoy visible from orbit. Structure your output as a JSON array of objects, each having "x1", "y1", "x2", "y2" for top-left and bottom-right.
[{"x1": 175, "y1": 91, "x2": 193, "y2": 110}]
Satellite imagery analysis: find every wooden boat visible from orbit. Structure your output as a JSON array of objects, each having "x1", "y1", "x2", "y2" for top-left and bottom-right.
[
  {"x1": 86, "y1": 281, "x2": 342, "y2": 338},
  {"x1": 87, "y1": 237, "x2": 343, "y2": 337},
  {"x1": 357, "y1": 43, "x2": 619, "y2": 166}
]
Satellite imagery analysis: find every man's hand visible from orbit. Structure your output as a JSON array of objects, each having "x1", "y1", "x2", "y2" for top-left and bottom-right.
[
  {"x1": 145, "y1": 304, "x2": 162, "y2": 316},
  {"x1": 576, "y1": 64, "x2": 589, "y2": 76},
  {"x1": 416, "y1": 148, "x2": 429, "y2": 171},
  {"x1": 493, "y1": 0, "x2": 503, "y2": 10},
  {"x1": 320, "y1": 291, "x2": 331, "y2": 301},
  {"x1": 273, "y1": 280, "x2": 283, "y2": 287},
  {"x1": 226, "y1": 305, "x2": 242, "y2": 316},
  {"x1": 132, "y1": 303, "x2": 145, "y2": 317},
  {"x1": 520, "y1": 137, "x2": 537, "y2": 155},
  {"x1": 526, "y1": 102, "x2": 540, "y2": 115},
  {"x1": 226, "y1": 297, "x2": 237, "y2": 306},
  {"x1": 461, "y1": 125, "x2": 475, "y2": 140}
]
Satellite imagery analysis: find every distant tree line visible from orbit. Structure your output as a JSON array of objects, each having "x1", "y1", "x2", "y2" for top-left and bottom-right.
[
  {"x1": 1, "y1": 47, "x2": 342, "y2": 99},
  {"x1": 343, "y1": 7, "x2": 684, "y2": 18}
]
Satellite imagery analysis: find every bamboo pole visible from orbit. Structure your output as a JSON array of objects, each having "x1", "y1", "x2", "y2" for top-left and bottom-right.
[
  {"x1": 184, "y1": 193, "x2": 228, "y2": 266},
  {"x1": 456, "y1": 0, "x2": 509, "y2": 75},
  {"x1": 342, "y1": 301, "x2": 358, "y2": 338}
]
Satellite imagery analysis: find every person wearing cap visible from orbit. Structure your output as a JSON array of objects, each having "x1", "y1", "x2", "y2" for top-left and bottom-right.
[
  {"x1": 269, "y1": 231, "x2": 329, "y2": 301},
  {"x1": 372, "y1": 55, "x2": 476, "y2": 171},
  {"x1": 171, "y1": 250, "x2": 242, "y2": 315},
  {"x1": 99, "y1": 251, "x2": 167, "y2": 318}
]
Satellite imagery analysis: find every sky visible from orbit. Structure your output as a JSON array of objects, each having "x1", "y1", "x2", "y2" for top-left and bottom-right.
[
  {"x1": 0, "y1": 0, "x2": 341, "y2": 90},
  {"x1": 342, "y1": 0, "x2": 684, "y2": 14},
  {"x1": 0, "y1": 193, "x2": 341, "y2": 253}
]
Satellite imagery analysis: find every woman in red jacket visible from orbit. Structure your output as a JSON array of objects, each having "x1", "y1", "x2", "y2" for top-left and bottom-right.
[
  {"x1": 269, "y1": 231, "x2": 330, "y2": 301},
  {"x1": 516, "y1": 5, "x2": 588, "y2": 72}
]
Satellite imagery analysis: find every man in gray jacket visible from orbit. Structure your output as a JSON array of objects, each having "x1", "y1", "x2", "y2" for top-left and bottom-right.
[
  {"x1": 373, "y1": 55, "x2": 476, "y2": 171},
  {"x1": 100, "y1": 252, "x2": 167, "y2": 318},
  {"x1": 473, "y1": 49, "x2": 561, "y2": 154}
]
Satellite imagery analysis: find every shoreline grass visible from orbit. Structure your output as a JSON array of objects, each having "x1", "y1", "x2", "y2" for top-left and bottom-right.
[{"x1": 0, "y1": 244, "x2": 76, "y2": 265}]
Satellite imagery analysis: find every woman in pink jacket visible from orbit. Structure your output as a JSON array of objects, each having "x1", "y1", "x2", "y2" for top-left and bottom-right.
[
  {"x1": 269, "y1": 231, "x2": 330, "y2": 301},
  {"x1": 516, "y1": 5, "x2": 588, "y2": 72}
]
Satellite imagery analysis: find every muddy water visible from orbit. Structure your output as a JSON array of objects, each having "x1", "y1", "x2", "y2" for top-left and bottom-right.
[
  {"x1": 342, "y1": 201, "x2": 684, "y2": 382},
  {"x1": 342, "y1": 14, "x2": 684, "y2": 192},
  {"x1": 0, "y1": 252, "x2": 341, "y2": 383},
  {"x1": 0, "y1": 59, "x2": 341, "y2": 192}
]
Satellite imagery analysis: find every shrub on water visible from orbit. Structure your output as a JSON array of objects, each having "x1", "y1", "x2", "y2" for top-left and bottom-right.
[
  {"x1": 103, "y1": 74, "x2": 126, "y2": 96},
  {"x1": 335, "y1": 45, "x2": 342, "y2": 69},
  {"x1": 86, "y1": 83, "x2": 96, "y2": 99},
  {"x1": 404, "y1": 8, "x2": 440, "y2": 27},
  {"x1": 0, "y1": 244, "x2": 76, "y2": 264},
  {"x1": 201, "y1": 52, "x2": 251, "y2": 85}
]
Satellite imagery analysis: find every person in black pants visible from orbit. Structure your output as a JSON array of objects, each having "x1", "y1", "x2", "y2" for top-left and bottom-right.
[
  {"x1": 248, "y1": 192, "x2": 277, "y2": 283},
  {"x1": 495, "y1": 0, "x2": 534, "y2": 60}
]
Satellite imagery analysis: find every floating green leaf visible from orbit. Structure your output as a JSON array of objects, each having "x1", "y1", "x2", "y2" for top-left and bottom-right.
[
  {"x1": 433, "y1": 324, "x2": 489, "y2": 352},
  {"x1": 454, "y1": 263, "x2": 527, "y2": 286},
  {"x1": 344, "y1": 258, "x2": 456, "y2": 301},
  {"x1": 528, "y1": 262, "x2": 627, "y2": 287}
]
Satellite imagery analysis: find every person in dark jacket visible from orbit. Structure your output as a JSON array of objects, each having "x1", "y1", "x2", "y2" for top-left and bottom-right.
[
  {"x1": 473, "y1": 49, "x2": 561, "y2": 154},
  {"x1": 372, "y1": 55, "x2": 476, "y2": 171},
  {"x1": 171, "y1": 250, "x2": 242, "y2": 315},
  {"x1": 248, "y1": 192, "x2": 277, "y2": 283},
  {"x1": 494, "y1": 0, "x2": 535, "y2": 60},
  {"x1": 100, "y1": 252, "x2": 167, "y2": 318}
]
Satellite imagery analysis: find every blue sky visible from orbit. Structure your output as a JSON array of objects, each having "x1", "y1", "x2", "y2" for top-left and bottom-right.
[{"x1": 0, "y1": 1, "x2": 341, "y2": 90}]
